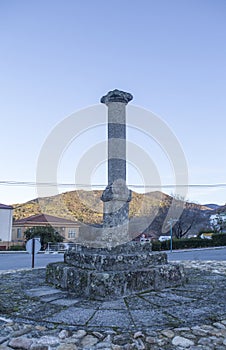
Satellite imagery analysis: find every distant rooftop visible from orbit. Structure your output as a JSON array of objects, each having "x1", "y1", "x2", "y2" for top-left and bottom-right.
[{"x1": 13, "y1": 213, "x2": 79, "y2": 226}]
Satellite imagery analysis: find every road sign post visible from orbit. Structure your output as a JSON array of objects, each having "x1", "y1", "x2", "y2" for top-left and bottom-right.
[{"x1": 26, "y1": 238, "x2": 41, "y2": 268}]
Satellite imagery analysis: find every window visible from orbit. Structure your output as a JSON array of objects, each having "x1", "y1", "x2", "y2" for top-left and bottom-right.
[
  {"x1": 17, "y1": 228, "x2": 22, "y2": 238},
  {"x1": 68, "y1": 229, "x2": 77, "y2": 239}
]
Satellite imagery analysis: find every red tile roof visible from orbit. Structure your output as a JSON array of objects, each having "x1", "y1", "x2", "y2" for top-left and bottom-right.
[{"x1": 13, "y1": 214, "x2": 79, "y2": 225}]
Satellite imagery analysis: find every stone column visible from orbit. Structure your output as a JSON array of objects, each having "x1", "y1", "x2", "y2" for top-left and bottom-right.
[{"x1": 101, "y1": 89, "x2": 133, "y2": 246}]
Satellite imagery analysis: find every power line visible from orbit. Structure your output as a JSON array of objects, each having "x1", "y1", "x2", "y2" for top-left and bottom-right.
[{"x1": 0, "y1": 180, "x2": 226, "y2": 189}]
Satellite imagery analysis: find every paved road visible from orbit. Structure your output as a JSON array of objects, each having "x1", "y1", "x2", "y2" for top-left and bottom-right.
[
  {"x1": 167, "y1": 247, "x2": 226, "y2": 261},
  {"x1": 0, "y1": 252, "x2": 64, "y2": 271},
  {"x1": 0, "y1": 247, "x2": 225, "y2": 271}
]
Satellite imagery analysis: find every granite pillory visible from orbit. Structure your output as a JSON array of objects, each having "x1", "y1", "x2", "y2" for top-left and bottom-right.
[
  {"x1": 46, "y1": 89, "x2": 185, "y2": 300},
  {"x1": 101, "y1": 89, "x2": 132, "y2": 247}
]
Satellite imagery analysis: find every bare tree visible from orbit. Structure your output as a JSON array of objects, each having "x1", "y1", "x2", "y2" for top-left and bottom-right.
[{"x1": 169, "y1": 196, "x2": 205, "y2": 239}]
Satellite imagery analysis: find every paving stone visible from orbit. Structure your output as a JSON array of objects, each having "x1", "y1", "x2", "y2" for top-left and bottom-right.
[
  {"x1": 0, "y1": 336, "x2": 10, "y2": 344},
  {"x1": 56, "y1": 344, "x2": 78, "y2": 350},
  {"x1": 95, "y1": 341, "x2": 112, "y2": 348},
  {"x1": 58, "y1": 329, "x2": 70, "y2": 339},
  {"x1": 72, "y1": 329, "x2": 87, "y2": 338},
  {"x1": 166, "y1": 305, "x2": 216, "y2": 325},
  {"x1": 30, "y1": 345, "x2": 49, "y2": 350},
  {"x1": 35, "y1": 335, "x2": 60, "y2": 346},
  {"x1": 81, "y1": 334, "x2": 98, "y2": 347},
  {"x1": 147, "y1": 292, "x2": 196, "y2": 308},
  {"x1": 113, "y1": 334, "x2": 133, "y2": 346},
  {"x1": 198, "y1": 337, "x2": 214, "y2": 345},
  {"x1": 8, "y1": 336, "x2": 33, "y2": 349},
  {"x1": 191, "y1": 328, "x2": 210, "y2": 336},
  {"x1": 50, "y1": 298, "x2": 80, "y2": 306},
  {"x1": 92, "y1": 331, "x2": 104, "y2": 340},
  {"x1": 172, "y1": 335, "x2": 195, "y2": 348},
  {"x1": 213, "y1": 322, "x2": 226, "y2": 329},
  {"x1": 161, "y1": 329, "x2": 175, "y2": 338},
  {"x1": 25, "y1": 287, "x2": 61, "y2": 297},
  {"x1": 112, "y1": 346, "x2": 123, "y2": 350},
  {"x1": 145, "y1": 336, "x2": 157, "y2": 344},
  {"x1": 35, "y1": 326, "x2": 47, "y2": 332},
  {"x1": 89, "y1": 310, "x2": 132, "y2": 328},
  {"x1": 133, "y1": 338, "x2": 145, "y2": 349},
  {"x1": 189, "y1": 347, "x2": 212, "y2": 350},
  {"x1": 130, "y1": 309, "x2": 177, "y2": 328},
  {"x1": 180, "y1": 332, "x2": 197, "y2": 339},
  {"x1": 99, "y1": 299, "x2": 127, "y2": 310},
  {"x1": 133, "y1": 331, "x2": 144, "y2": 339},
  {"x1": 44, "y1": 307, "x2": 96, "y2": 325}
]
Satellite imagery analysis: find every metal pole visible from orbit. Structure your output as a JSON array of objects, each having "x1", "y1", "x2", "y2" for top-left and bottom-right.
[
  {"x1": 170, "y1": 224, "x2": 173, "y2": 253},
  {"x1": 32, "y1": 238, "x2": 35, "y2": 268}
]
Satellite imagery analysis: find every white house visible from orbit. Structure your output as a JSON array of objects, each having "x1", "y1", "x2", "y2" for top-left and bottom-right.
[{"x1": 0, "y1": 203, "x2": 13, "y2": 250}]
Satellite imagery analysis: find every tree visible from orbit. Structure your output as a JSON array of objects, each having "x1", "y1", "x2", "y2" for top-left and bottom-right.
[
  {"x1": 166, "y1": 195, "x2": 207, "y2": 239},
  {"x1": 210, "y1": 213, "x2": 226, "y2": 233},
  {"x1": 24, "y1": 225, "x2": 64, "y2": 249}
]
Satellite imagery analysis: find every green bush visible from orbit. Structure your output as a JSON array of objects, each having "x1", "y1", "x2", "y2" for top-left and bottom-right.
[
  {"x1": 152, "y1": 237, "x2": 215, "y2": 251},
  {"x1": 8, "y1": 245, "x2": 26, "y2": 251},
  {"x1": 160, "y1": 240, "x2": 171, "y2": 250},
  {"x1": 152, "y1": 241, "x2": 161, "y2": 251},
  {"x1": 173, "y1": 238, "x2": 213, "y2": 249},
  {"x1": 212, "y1": 233, "x2": 226, "y2": 246}
]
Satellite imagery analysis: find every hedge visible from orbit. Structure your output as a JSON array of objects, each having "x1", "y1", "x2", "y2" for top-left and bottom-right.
[
  {"x1": 152, "y1": 234, "x2": 226, "y2": 251},
  {"x1": 8, "y1": 245, "x2": 26, "y2": 251},
  {"x1": 212, "y1": 233, "x2": 226, "y2": 246}
]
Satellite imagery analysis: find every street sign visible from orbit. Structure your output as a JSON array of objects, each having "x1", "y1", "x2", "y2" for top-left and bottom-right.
[
  {"x1": 26, "y1": 238, "x2": 41, "y2": 268},
  {"x1": 26, "y1": 238, "x2": 41, "y2": 254}
]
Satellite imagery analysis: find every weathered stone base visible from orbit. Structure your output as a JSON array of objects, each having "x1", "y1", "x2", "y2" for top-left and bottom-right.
[
  {"x1": 46, "y1": 243, "x2": 185, "y2": 300},
  {"x1": 46, "y1": 262, "x2": 185, "y2": 300}
]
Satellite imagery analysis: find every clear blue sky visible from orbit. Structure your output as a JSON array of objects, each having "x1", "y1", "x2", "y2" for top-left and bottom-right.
[{"x1": 0, "y1": 0, "x2": 226, "y2": 205}]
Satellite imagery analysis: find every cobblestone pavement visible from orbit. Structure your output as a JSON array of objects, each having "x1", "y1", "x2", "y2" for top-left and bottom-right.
[{"x1": 0, "y1": 260, "x2": 226, "y2": 349}]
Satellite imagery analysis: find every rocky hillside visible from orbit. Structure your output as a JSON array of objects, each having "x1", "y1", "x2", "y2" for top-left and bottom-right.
[
  {"x1": 12, "y1": 190, "x2": 212, "y2": 238},
  {"x1": 13, "y1": 190, "x2": 174, "y2": 223}
]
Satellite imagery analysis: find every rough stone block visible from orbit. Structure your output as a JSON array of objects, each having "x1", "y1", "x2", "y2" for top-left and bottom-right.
[{"x1": 46, "y1": 260, "x2": 185, "y2": 300}]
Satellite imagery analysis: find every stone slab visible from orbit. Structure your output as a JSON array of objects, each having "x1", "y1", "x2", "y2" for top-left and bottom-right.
[
  {"x1": 130, "y1": 309, "x2": 179, "y2": 328},
  {"x1": 26, "y1": 287, "x2": 61, "y2": 297},
  {"x1": 124, "y1": 295, "x2": 155, "y2": 309},
  {"x1": 45, "y1": 307, "x2": 96, "y2": 325},
  {"x1": 88, "y1": 310, "x2": 132, "y2": 328},
  {"x1": 141, "y1": 292, "x2": 196, "y2": 307},
  {"x1": 99, "y1": 299, "x2": 127, "y2": 310},
  {"x1": 50, "y1": 298, "x2": 80, "y2": 306}
]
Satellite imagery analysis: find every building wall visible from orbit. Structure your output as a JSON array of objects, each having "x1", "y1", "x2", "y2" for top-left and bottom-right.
[
  {"x1": 0, "y1": 208, "x2": 13, "y2": 243},
  {"x1": 12, "y1": 224, "x2": 80, "y2": 244}
]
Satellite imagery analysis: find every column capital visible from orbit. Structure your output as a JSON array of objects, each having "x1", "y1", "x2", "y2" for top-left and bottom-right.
[{"x1": 101, "y1": 89, "x2": 133, "y2": 105}]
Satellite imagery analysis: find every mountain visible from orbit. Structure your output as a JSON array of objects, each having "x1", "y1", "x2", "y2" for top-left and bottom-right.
[
  {"x1": 12, "y1": 190, "x2": 212, "y2": 237},
  {"x1": 204, "y1": 203, "x2": 221, "y2": 210},
  {"x1": 13, "y1": 190, "x2": 172, "y2": 223}
]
